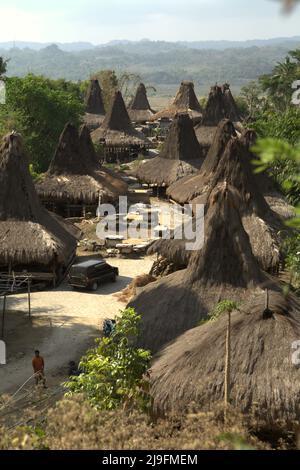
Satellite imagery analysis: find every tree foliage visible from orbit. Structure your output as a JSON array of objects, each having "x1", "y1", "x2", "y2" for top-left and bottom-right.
[
  {"x1": 0, "y1": 74, "x2": 84, "y2": 172},
  {"x1": 65, "y1": 308, "x2": 151, "y2": 411}
]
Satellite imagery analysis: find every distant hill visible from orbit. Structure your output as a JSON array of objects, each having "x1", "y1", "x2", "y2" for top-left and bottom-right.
[{"x1": 1, "y1": 38, "x2": 300, "y2": 92}]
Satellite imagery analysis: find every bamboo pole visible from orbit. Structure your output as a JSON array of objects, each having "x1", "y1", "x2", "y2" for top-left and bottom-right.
[{"x1": 27, "y1": 279, "x2": 31, "y2": 318}]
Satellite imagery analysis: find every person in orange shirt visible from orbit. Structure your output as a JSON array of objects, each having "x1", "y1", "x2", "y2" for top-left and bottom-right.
[{"x1": 32, "y1": 350, "x2": 47, "y2": 388}]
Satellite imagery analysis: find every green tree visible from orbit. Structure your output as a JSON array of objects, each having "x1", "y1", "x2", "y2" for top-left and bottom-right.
[
  {"x1": 0, "y1": 74, "x2": 83, "y2": 172},
  {"x1": 0, "y1": 57, "x2": 8, "y2": 76},
  {"x1": 65, "y1": 308, "x2": 151, "y2": 411}
]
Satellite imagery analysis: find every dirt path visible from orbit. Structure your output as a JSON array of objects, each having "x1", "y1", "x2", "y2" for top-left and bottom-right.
[{"x1": 0, "y1": 256, "x2": 153, "y2": 397}]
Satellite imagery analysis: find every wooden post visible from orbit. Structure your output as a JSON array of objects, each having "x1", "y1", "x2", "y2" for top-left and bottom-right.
[
  {"x1": 27, "y1": 278, "x2": 31, "y2": 318},
  {"x1": 1, "y1": 295, "x2": 6, "y2": 339},
  {"x1": 224, "y1": 310, "x2": 231, "y2": 420}
]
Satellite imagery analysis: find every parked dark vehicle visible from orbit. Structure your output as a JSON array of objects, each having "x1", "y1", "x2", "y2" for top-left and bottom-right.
[{"x1": 68, "y1": 259, "x2": 118, "y2": 291}]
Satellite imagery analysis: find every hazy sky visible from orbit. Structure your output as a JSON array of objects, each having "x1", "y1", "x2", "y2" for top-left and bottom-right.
[{"x1": 0, "y1": 0, "x2": 300, "y2": 43}]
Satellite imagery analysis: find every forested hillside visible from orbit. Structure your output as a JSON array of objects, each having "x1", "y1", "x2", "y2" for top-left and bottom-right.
[{"x1": 1, "y1": 38, "x2": 300, "y2": 89}]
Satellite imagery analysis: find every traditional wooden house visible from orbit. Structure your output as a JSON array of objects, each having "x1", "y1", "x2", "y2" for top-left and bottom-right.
[
  {"x1": 91, "y1": 91, "x2": 150, "y2": 163},
  {"x1": 0, "y1": 132, "x2": 79, "y2": 284},
  {"x1": 151, "y1": 81, "x2": 203, "y2": 124},
  {"x1": 128, "y1": 83, "x2": 156, "y2": 124},
  {"x1": 136, "y1": 113, "x2": 205, "y2": 196},
  {"x1": 36, "y1": 123, "x2": 127, "y2": 217}
]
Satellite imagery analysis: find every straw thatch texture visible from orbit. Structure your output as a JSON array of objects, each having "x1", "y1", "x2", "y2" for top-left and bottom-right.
[
  {"x1": 150, "y1": 288, "x2": 300, "y2": 424},
  {"x1": 136, "y1": 113, "x2": 205, "y2": 187},
  {"x1": 84, "y1": 79, "x2": 105, "y2": 131},
  {"x1": 151, "y1": 81, "x2": 202, "y2": 122},
  {"x1": 167, "y1": 119, "x2": 237, "y2": 204},
  {"x1": 195, "y1": 84, "x2": 241, "y2": 151},
  {"x1": 36, "y1": 123, "x2": 127, "y2": 205},
  {"x1": 0, "y1": 133, "x2": 78, "y2": 267},
  {"x1": 91, "y1": 91, "x2": 149, "y2": 148},
  {"x1": 128, "y1": 83, "x2": 156, "y2": 123},
  {"x1": 165, "y1": 129, "x2": 285, "y2": 273},
  {"x1": 130, "y1": 184, "x2": 265, "y2": 354}
]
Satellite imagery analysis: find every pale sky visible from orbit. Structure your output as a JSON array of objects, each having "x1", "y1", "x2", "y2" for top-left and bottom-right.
[{"x1": 0, "y1": 0, "x2": 299, "y2": 44}]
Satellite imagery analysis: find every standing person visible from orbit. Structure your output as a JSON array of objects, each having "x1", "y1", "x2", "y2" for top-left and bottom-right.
[{"x1": 32, "y1": 350, "x2": 47, "y2": 388}]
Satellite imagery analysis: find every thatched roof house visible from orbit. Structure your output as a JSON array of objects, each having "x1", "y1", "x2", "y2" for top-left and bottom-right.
[
  {"x1": 136, "y1": 113, "x2": 205, "y2": 189},
  {"x1": 91, "y1": 91, "x2": 149, "y2": 160},
  {"x1": 153, "y1": 122, "x2": 285, "y2": 273},
  {"x1": 151, "y1": 81, "x2": 202, "y2": 123},
  {"x1": 0, "y1": 133, "x2": 78, "y2": 276},
  {"x1": 195, "y1": 84, "x2": 241, "y2": 153},
  {"x1": 128, "y1": 83, "x2": 156, "y2": 124},
  {"x1": 130, "y1": 184, "x2": 265, "y2": 354},
  {"x1": 84, "y1": 79, "x2": 106, "y2": 131},
  {"x1": 36, "y1": 123, "x2": 127, "y2": 216},
  {"x1": 167, "y1": 119, "x2": 236, "y2": 204},
  {"x1": 149, "y1": 287, "x2": 300, "y2": 424}
]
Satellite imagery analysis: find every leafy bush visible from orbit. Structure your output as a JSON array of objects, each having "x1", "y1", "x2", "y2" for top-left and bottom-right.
[{"x1": 65, "y1": 308, "x2": 151, "y2": 411}]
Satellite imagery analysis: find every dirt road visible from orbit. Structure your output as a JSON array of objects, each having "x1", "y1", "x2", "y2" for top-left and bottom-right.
[{"x1": 0, "y1": 256, "x2": 153, "y2": 396}]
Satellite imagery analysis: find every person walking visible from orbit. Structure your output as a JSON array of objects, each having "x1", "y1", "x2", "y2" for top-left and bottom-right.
[{"x1": 32, "y1": 350, "x2": 47, "y2": 388}]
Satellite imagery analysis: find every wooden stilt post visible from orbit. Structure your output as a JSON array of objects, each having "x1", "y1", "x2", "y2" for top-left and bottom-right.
[
  {"x1": 1, "y1": 295, "x2": 6, "y2": 339},
  {"x1": 28, "y1": 278, "x2": 31, "y2": 318}
]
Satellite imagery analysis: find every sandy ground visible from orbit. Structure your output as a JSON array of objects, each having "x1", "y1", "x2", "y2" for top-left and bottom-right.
[{"x1": 0, "y1": 256, "x2": 154, "y2": 397}]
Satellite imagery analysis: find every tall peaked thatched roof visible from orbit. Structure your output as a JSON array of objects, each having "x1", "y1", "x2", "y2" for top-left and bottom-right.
[
  {"x1": 128, "y1": 83, "x2": 156, "y2": 123},
  {"x1": 149, "y1": 287, "x2": 300, "y2": 424},
  {"x1": 91, "y1": 91, "x2": 149, "y2": 148},
  {"x1": 36, "y1": 124, "x2": 128, "y2": 205},
  {"x1": 160, "y1": 125, "x2": 285, "y2": 273},
  {"x1": 167, "y1": 119, "x2": 236, "y2": 204},
  {"x1": 84, "y1": 79, "x2": 105, "y2": 115},
  {"x1": 0, "y1": 133, "x2": 78, "y2": 267},
  {"x1": 222, "y1": 83, "x2": 241, "y2": 123},
  {"x1": 151, "y1": 81, "x2": 202, "y2": 122},
  {"x1": 84, "y1": 79, "x2": 106, "y2": 131},
  {"x1": 130, "y1": 184, "x2": 265, "y2": 353},
  {"x1": 136, "y1": 113, "x2": 205, "y2": 187},
  {"x1": 195, "y1": 84, "x2": 240, "y2": 151},
  {"x1": 47, "y1": 123, "x2": 87, "y2": 176}
]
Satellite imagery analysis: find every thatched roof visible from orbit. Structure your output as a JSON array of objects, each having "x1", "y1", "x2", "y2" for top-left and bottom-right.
[
  {"x1": 84, "y1": 79, "x2": 105, "y2": 131},
  {"x1": 158, "y1": 124, "x2": 285, "y2": 273},
  {"x1": 167, "y1": 119, "x2": 237, "y2": 204},
  {"x1": 151, "y1": 81, "x2": 202, "y2": 122},
  {"x1": 195, "y1": 84, "x2": 241, "y2": 150},
  {"x1": 91, "y1": 91, "x2": 149, "y2": 148},
  {"x1": 0, "y1": 133, "x2": 78, "y2": 267},
  {"x1": 150, "y1": 287, "x2": 300, "y2": 424},
  {"x1": 130, "y1": 184, "x2": 265, "y2": 354},
  {"x1": 136, "y1": 114, "x2": 205, "y2": 186},
  {"x1": 128, "y1": 83, "x2": 156, "y2": 123},
  {"x1": 36, "y1": 123, "x2": 127, "y2": 204}
]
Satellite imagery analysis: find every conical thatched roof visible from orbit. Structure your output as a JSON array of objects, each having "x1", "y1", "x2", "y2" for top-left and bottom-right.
[
  {"x1": 167, "y1": 119, "x2": 237, "y2": 204},
  {"x1": 130, "y1": 184, "x2": 265, "y2": 354},
  {"x1": 36, "y1": 123, "x2": 127, "y2": 205},
  {"x1": 156, "y1": 124, "x2": 284, "y2": 273},
  {"x1": 150, "y1": 288, "x2": 300, "y2": 424},
  {"x1": 151, "y1": 81, "x2": 202, "y2": 122},
  {"x1": 91, "y1": 91, "x2": 149, "y2": 148},
  {"x1": 136, "y1": 113, "x2": 205, "y2": 187},
  {"x1": 195, "y1": 84, "x2": 240, "y2": 152},
  {"x1": 0, "y1": 133, "x2": 78, "y2": 267},
  {"x1": 84, "y1": 79, "x2": 106, "y2": 131},
  {"x1": 128, "y1": 83, "x2": 156, "y2": 123}
]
